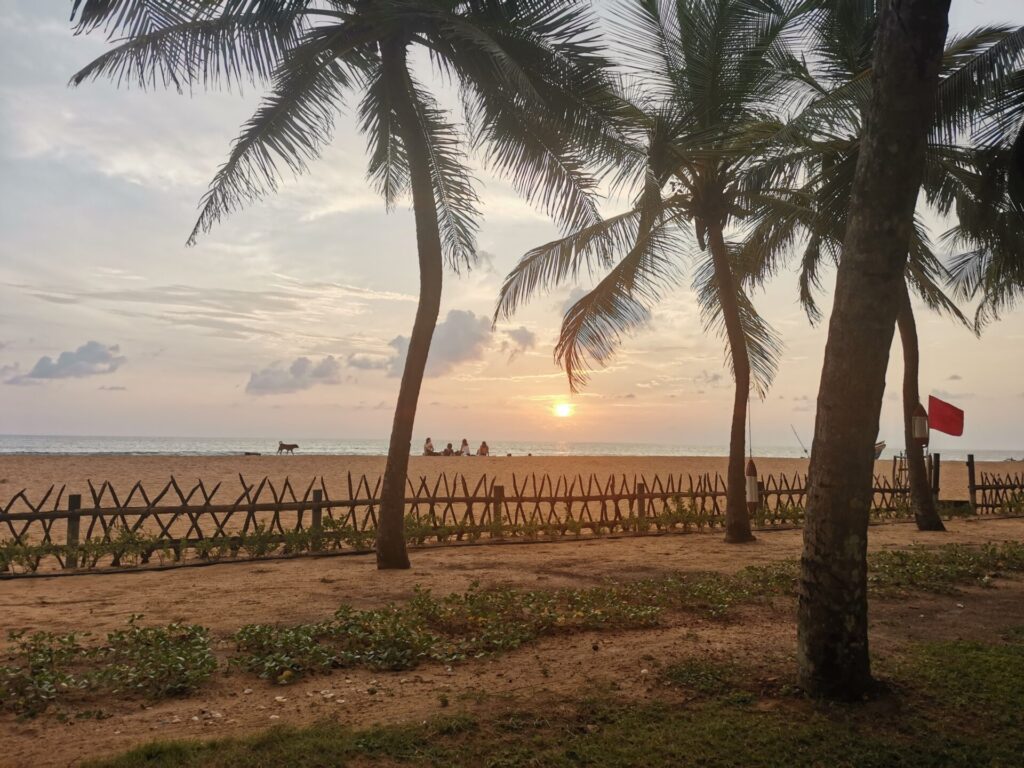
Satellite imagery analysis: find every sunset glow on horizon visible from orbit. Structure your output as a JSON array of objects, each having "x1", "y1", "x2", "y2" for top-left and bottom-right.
[{"x1": 553, "y1": 402, "x2": 575, "y2": 419}]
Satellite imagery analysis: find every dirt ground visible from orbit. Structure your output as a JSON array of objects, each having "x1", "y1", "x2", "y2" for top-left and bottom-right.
[
  {"x1": 1, "y1": 453, "x2": 1015, "y2": 505},
  {"x1": 2, "y1": 517, "x2": 1023, "y2": 768}
]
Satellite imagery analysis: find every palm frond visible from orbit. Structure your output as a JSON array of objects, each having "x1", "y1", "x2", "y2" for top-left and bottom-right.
[
  {"x1": 933, "y1": 25, "x2": 1024, "y2": 144},
  {"x1": 494, "y1": 207, "x2": 645, "y2": 322},
  {"x1": 555, "y1": 217, "x2": 688, "y2": 392},
  {"x1": 692, "y1": 249, "x2": 783, "y2": 397},
  {"x1": 943, "y1": 206, "x2": 1024, "y2": 327},
  {"x1": 70, "y1": 11, "x2": 303, "y2": 91},
  {"x1": 187, "y1": 24, "x2": 372, "y2": 244},
  {"x1": 608, "y1": 0, "x2": 683, "y2": 101},
  {"x1": 905, "y1": 217, "x2": 971, "y2": 329},
  {"x1": 405, "y1": 76, "x2": 480, "y2": 272},
  {"x1": 462, "y1": 83, "x2": 605, "y2": 234},
  {"x1": 71, "y1": 0, "x2": 199, "y2": 36},
  {"x1": 358, "y1": 61, "x2": 409, "y2": 210},
  {"x1": 437, "y1": 2, "x2": 626, "y2": 235}
]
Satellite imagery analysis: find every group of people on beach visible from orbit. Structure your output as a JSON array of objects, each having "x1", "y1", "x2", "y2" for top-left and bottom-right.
[{"x1": 423, "y1": 437, "x2": 489, "y2": 457}]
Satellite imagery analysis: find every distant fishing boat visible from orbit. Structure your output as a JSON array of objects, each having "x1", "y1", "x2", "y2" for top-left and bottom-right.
[{"x1": 874, "y1": 441, "x2": 886, "y2": 459}]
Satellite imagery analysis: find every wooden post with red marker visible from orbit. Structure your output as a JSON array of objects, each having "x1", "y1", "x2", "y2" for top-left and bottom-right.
[{"x1": 745, "y1": 458, "x2": 759, "y2": 523}]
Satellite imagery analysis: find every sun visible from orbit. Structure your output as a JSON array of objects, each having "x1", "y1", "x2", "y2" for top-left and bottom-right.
[{"x1": 553, "y1": 402, "x2": 574, "y2": 418}]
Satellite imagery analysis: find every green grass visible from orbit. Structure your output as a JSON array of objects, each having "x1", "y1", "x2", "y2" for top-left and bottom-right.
[
  {"x1": 660, "y1": 658, "x2": 739, "y2": 696},
  {"x1": 893, "y1": 627, "x2": 1024, "y2": 730},
  {"x1": 88, "y1": 631, "x2": 1024, "y2": 768},
  {"x1": 868, "y1": 542, "x2": 1024, "y2": 595}
]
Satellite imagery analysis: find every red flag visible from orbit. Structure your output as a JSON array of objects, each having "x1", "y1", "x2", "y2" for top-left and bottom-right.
[{"x1": 928, "y1": 395, "x2": 964, "y2": 436}]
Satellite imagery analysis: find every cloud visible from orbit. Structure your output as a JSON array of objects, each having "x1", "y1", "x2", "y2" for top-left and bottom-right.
[
  {"x1": 98, "y1": 385, "x2": 127, "y2": 391},
  {"x1": 347, "y1": 352, "x2": 391, "y2": 370},
  {"x1": 246, "y1": 356, "x2": 342, "y2": 395},
  {"x1": 13, "y1": 277, "x2": 415, "y2": 343},
  {"x1": 387, "y1": 310, "x2": 492, "y2": 377},
  {"x1": 559, "y1": 287, "x2": 589, "y2": 316},
  {"x1": 792, "y1": 394, "x2": 813, "y2": 412},
  {"x1": 6, "y1": 341, "x2": 125, "y2": 384},
  {"x1": 947, "y1": 374, "x2": 962, "y2": 381},
  {"x1": 500, "y1": 326, "x2": 537, "y2": 362},
  {"x1": 694, "y1": 370, "x2": 724, "y2": 387},
  {"x1": 476, "y1": 250, "x2": 498, "y2": 276}
]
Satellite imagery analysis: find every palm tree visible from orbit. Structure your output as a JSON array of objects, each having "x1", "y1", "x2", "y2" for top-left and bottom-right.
[
  {"x1": 741, "y1": 2, "x2": 1024, "y2": 531},
  {"x1": 69, "y1": 0, "x2": 619, "y2": 569},
  {"x1": 796, "y1": 0, "x2": 951, "y2": 701},
  {"x1": 495, "y1": 0, "x2": 814, "y2": 543}
]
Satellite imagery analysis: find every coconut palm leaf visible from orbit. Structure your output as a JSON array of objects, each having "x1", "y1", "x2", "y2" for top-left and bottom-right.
[
  {"x1": 187, "y1": 30, "x2": 370, "y2": 244},
  {"x1": 555, "y1": 213, "x2": 690, "y2": 392},
  {"x1": 691, "y1": 250, "x2": 782, "y2": 396},
  {"x1": 69, "y1": 9, "x2": 308, "y2": 90},
  {"x1": 405, "y1": 77, "x2": 480, "y2": 271},
  {"x1": 358, "y1": 62, "x2": 410, "y2": 210},
  {"x1": 494, "y1": 207, "x2": 648, "y2": 322}
]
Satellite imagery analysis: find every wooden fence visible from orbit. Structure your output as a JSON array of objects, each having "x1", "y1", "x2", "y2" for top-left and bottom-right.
[
  {"x1": 968, "y1": 454, "x2": 1024, "y2": 515},
  {"x1": 1, "y1": 468, "x2": 919, "y2": 576}
]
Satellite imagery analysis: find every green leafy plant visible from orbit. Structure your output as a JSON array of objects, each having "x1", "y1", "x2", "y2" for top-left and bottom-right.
[
  {"x1": 240, "y1": 524, "x2": 277, "y2": 559},
  {"x1": 0, "y1": 617, "x2": 215, "y2": 717},
  {"x1": 98, "y1": 615, "x2": 217, "y2": 697},
  {"x1": 0, "y1": 630, "x2": 91, "y2": 717}
]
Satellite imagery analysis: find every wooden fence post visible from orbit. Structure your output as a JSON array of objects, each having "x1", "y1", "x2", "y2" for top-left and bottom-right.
[
  {"x1": 65, "y1": 494, "x2": 81, "y2": 570},
  {"x1": 931, "y1": 453, "x2": 941, "y2": 503},
  {"x1": 636, "y1": 482, "x2": 647, "y2": 532},
  {"x1": 493, "y1": 485, "x2": 505, "y2": 539},
  {"x1": 311, "y1": 489, "x2": 323, "y2": 549},
  {"x1": 967, "y1": 454, "x2": 977, "y2": 514}
]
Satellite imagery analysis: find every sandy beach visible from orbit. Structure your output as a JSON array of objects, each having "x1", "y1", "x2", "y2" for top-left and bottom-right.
[{"x1": 0, "y1": 453, "x2": 1016, "y2": 506}]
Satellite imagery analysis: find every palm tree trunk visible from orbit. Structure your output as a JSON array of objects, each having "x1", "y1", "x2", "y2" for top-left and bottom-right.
[
  {"x1": 797, "y1": 0, "x2": 950, "y2": 699},
  {"x1": 896, "y1": 285, "x2": 945, "y2": 531},
  {"x1": 376, "y1": 39, "x2": 444, "y2": 570},
  {"x1": 707, "y1": 225, "x2": 755, "y2": 543}
]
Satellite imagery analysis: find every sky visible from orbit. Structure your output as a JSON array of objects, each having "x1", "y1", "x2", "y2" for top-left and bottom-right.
[{"x1": 1, "y1": 0, "x2": 1023, "y2": 451}]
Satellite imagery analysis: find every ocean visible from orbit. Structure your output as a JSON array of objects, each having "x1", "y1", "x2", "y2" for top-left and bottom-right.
[{"x1": 0, "y1": 435, "x2": 1017, "y2": 462}]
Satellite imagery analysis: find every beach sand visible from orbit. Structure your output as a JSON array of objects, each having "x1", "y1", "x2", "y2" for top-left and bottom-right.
[{"x1": 0, "y1": 452, "x2": 1015, "y2": 504}]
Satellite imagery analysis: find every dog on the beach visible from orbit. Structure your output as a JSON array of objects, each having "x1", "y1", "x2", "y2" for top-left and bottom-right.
[{"x1": 277, "y1": 441, "x2": 299, "y2": 455}]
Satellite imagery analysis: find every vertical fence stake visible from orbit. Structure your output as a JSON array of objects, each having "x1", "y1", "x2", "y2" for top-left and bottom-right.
[
  {"x1": 493, "y1": 485, "x2": 505, "y2": 539},
  {"x1": 65, "y1": 494, "x2": 81, "y2": 570},
  {"x1": 311, "y1": 489, "x2": 323, "y2": 550},
  {"x1": 636, "y1": 482, "x2": 647, "y2": 533},
  {"x1": 967, "y1": 454, "x2": 977, "y2": 515}
]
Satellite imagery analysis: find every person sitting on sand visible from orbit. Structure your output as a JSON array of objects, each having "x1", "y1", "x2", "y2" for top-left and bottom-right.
[
  {"x1": 423, "y1": 437, "x2": 436, "y2": 456},
  {"x1": 460, "y1": 438, "x2": 471, "y2": 456},
  {"x1": 443, "y1": 442, "x2": 454, "y2": 456},
  {"x1": 477, "y1": 441, "x2": 489, "y2": 456}
]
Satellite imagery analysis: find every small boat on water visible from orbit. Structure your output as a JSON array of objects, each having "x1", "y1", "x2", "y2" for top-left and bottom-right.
[{"x1": 874, "y1": 441, "x2": 886, "y2": 459}]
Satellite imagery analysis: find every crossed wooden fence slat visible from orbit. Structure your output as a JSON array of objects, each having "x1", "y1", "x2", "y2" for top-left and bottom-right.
[{"x1": 3, "y1": 456, "x2": 1016, "y2": 576}]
